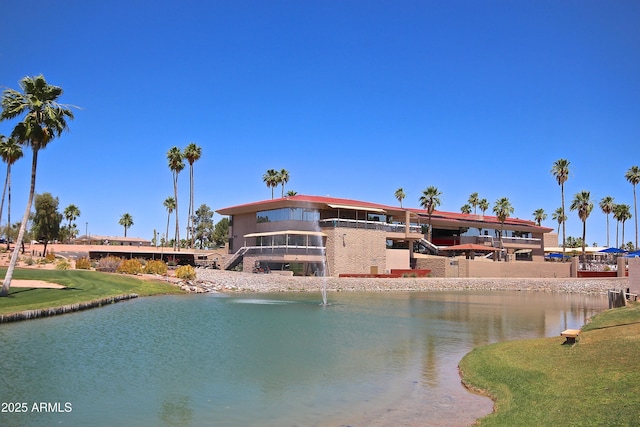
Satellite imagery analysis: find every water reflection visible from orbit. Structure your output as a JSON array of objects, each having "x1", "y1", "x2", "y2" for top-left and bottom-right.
[{"x1": 0, "y1": 291, "x2": 606, "y2": 427}]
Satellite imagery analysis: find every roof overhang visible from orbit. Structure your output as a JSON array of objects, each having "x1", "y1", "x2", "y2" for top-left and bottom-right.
[
  {"x1": 327, "y1": 203, "x2": 386, "y2": 213},
  {"x1": 244, "y1": 230, "x2": 327, "y2": 238}
]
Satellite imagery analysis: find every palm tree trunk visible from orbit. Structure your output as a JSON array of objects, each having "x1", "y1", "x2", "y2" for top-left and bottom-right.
[
  {"x1": 561, "y1": 185, "x2": 566, "y2": 260},
  {"x1": 0, "y1": 166, "x2": 8, "y2": 238},
  {"x1": 165, "y1": 212, "x2": 170, "y2": 248},
  {"x1": 581, "y1": 221, "x2": 586, "y2": 255},
  {"x1": 6, "y1": 165, "x2": 11, "y2": 251},
  {"x1": 173, "y1": 173, "x2": 180, "y2": 251},
  {"x1": 1, "y1": 149, "x2": 38, "y2": 297},
  {"x1": 606, "y1": 214, "x2": 610, "y2": 248},
  {"x1": 190, "y1": 164, "x2": 195, "y2": 248},
  {"x1": 634, "y1": 186, "x2": 638, "y2": 249}
]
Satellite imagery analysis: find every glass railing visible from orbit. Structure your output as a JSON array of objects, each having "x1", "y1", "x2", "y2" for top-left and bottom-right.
[{"x1": 318, "y1": 218, "x2": 422, "y2": 233}]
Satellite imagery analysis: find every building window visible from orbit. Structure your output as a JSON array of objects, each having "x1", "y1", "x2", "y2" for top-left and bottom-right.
[{"x1": 256, "y1": 208, "x2": 320, "y2": 223}]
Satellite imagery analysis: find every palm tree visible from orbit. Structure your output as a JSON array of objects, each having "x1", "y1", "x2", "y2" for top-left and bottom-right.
[
  {"x1": 285, "y1": 190, "x2": 298, "y2": 197},
  {"x1": 63, "y1": 204, "x2": 81, "y2": 243},
  {"x1": 183, "y1": 143, "x2": 202, "y2": 248},
  {"x1": 614, "y1": 204, "x2": 632, "y2": 248},
  {"x1": 468, "y1": 192, "x2": 479, "y2": 215},
  {"x1": 570, "y1": 191, "x2": 594, "y2": 255},
  {"x1": 167, "y1": 146, "x2": 184, "y2": 251},
  {"x1": 551, "y1": 159, "x2": 570, "y2": 258},
  {"x1": 163, "y1": 196, "x2": 176, "y2": 247},
  {"x1": 599, "y1": 196, "x2": 615, "y2": 247},
  {"x1": 552, "y1": 207, "x2": 566, "y2": 235},
  {"x1": 119, "y1": 213, "x2": 134, "y2": 237},
  {"x1": 278, "y1": 169, "x2": 289, "y2": 198},
  {"x1": 478, "y1": 198, "x2": 489, "y2": 216},
  {"x1": 0, "y1": 136, "x2": 23, "y2": 249},
  {"x1": 625, "y1": 165, "x2": 640, "y2": 249},
  {"x1": 263, "y1": 169, "x2": 279, "y2": 199},
  {"x1": 0, "y1": 75, "x2": 75, "y2": 297},
  {"x1": 395, "y1": 188, "x2": 406, "y2": 208},
  {"x1": 493, "y1": 197, "x2": 514, "y2": 249},
  {"x1": 460, "y1": 204, "x2": 472, "y2": 214},
  {"x1": 419, "y1": 186, "x2": 442, "y2": 242},
  {"x1": 532, "y1": 208, "x2": 547, "y2": 226}
]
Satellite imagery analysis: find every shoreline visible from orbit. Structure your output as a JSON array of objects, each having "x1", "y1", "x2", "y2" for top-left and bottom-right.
[{"x1": 194, "y1": 269, "x2": 630, "y2": 294}]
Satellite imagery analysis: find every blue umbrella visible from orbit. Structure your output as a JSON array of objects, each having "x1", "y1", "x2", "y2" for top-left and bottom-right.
[
  {"x1": 546, "y1": 253, "x2": 565, "y2": 258},
  {"x1": 598, "y1": 247, "x2": 627, "y2": 254},
  {"x1": 625, "y1": 250, "x2": 640, "y2": 257}
]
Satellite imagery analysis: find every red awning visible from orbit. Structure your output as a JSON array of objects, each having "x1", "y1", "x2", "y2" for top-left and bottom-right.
[{"x1": 440, "y1": 244, "x2": 499, "y2": 252}]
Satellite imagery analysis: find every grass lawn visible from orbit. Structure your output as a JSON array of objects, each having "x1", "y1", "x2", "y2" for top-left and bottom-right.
[
  {"x1": 0, "y1": 268, "x2": 185, "y2": 316},
  {"x1": 459, "y1": 302, "x2": 640, "y2": 426}
]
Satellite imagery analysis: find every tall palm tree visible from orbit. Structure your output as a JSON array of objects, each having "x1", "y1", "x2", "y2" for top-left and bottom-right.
[
  {"x1": 0, "y1": 136, "x2": 23, "y2": 249},
  {"x1": 532, "y1": 208, "x2": 547, "y2": 226},
  {"x1": 614, "y1": 204, "x2": 632, "y2": 249},
  {"x1": 419, "y1": 186, "x2": 442, "y2": 242},
  {"x1": 625, "y1": 165, "x2": 640, "y2": 249},
  {"x1": 285, "y1": 190, "x2": 297, "y2": 197},
  {"x1": 167, "y1": 146, "x2": 184, "y2": 251},
  {"x1": 492, "y1": 197, "x2": 514, "y2": 248},
  {"x1": 278, "y1": 169, "x2": 289, "y2": 198},
  {"x1": 599, "y1": 196, "x2": 615, "y2": 247},
  {"x1": 63, "y1": 204, "x2": 81, "y2": 243},
  {"x1": 163, "y1": 196, "x2": 176, "y2": 248},
  {"x1": 183, "y1": 143, "x2": 202, "y2": 248},
  {"x1": 0, "y1": 75, "x2": 75, "y2": 296},
  {"x1": 468, "y1": 192, "x2": 479, "y2": 215},
  {"x1": 460, "y1": 204, "x2": 472, "y2": 214},
  {"x1": 570, "y1": 191, "x2": 593, "y2": 255},
  {"x1": 263, "y1": 169, "x2": 279, "y2": 199},
  {"x1": 119, "y1": 213, "x2": 134, "y2": 237},
  {"x1": 395, "y1": 188, "x2": 406, "y2": 208},
  {"x1": 551, "y1": 159, "x2": 570, "y2": 258},
  {"x1": 552, "y1": 207, "x2": 566, "y2": 235},
  {"x1": 478, "y1": 198, "x2": 489, "y2": 216}
]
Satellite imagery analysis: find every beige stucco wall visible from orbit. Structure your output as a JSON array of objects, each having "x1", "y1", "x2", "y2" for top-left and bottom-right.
[
  {"x1": 628, "y1": 257, "x2": 640, "y2": 295},
  {"x1": 325, "y1": 227, "x2": 387, "y2": 275},
  {"x1": 415, "y1": 254, "x2": 571, "y2": 278},
  {"x1": 385, "y1": 249, "x2": 410, "y2": 271},
  {"x1": 228, "y1": 213, "x2": 256, "y2": 252}
]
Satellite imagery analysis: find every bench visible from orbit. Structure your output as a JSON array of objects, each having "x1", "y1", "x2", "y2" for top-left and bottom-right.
[{"x1": 561, "y1": 329, "x2": 580, "y2": 344}]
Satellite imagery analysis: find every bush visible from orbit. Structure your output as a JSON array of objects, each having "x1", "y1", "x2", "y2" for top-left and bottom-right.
[
  {"x1": 45, "y1": 251, "x2": 56, "y2": 263},
  {"x1": 175, "y1": 265, "x2": 196, "y2": 280},
  {"x1": 144, "y1": 260, "x2": 168, "y2": 275},
  {"x1": 75, "y1": 257, "x2": 92, "y2": 270},
  {"x1": 24, "y1": 257, "x2": 35, "y2": 266},
  {"x1": 96, "y1": 256, "x2": 122, "y2": 272},
  {"x1": 117, "y1": 259, "x2": 143, "y2": 275},
  {"x1": 56, "y1": 260, "x2": 71, "y2": 270}
]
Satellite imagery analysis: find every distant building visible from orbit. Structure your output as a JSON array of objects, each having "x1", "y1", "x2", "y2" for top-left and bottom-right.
[
  {"x1": 216, "y1": 195, "x2": 552, "y2": 276},
  {"x1": 75, "y1": 234, "x2": 152, "y2": 247}
]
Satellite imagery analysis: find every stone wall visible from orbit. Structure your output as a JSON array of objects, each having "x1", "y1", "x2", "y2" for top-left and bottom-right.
[
  {"x1": 415, "y1": 255, "x2": 571, "y2": 278},
  {"x1": 629, "y1": 257, "x2": 640, "y2": 295},
  {"x1": 325, "y1": 227, "x2": 387, "y2": 276}
]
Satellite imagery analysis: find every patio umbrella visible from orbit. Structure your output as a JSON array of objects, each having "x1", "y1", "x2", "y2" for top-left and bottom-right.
[
  {"x1": 625, "y1": 250, "x2": 640, "y2": 257},
  {"x1": 546, "y1": 253, "x2": 567, "y2": 259},
  {"x1": 598, "y1": 247, "x2": 627, "y2": 254},
  {"x1": 440, "y1": 244, "x2": 498, "y2": 252}
]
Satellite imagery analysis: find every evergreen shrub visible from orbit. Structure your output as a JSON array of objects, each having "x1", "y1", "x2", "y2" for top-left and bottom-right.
[
  {"x1": 175, "y1": 265, "x2": 196, "y2": 280},
  {"x1": 117, "y1": 259, "x2": 143, "y2": 275}
]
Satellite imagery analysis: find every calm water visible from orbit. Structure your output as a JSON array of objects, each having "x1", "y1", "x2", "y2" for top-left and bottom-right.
[{"x1": 0, "y1": 291, "x2": 606, "y2": 427}]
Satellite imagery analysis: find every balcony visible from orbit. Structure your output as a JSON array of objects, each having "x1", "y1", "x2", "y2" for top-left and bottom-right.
[{"x1": 319, "y1": 218, "x2": 422, "y2": 234}]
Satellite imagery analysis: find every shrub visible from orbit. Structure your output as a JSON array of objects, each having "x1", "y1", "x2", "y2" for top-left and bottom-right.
[
  {"x1": 96, "y1": 256, "x2": 122, "y2": 272},
  {"x1": 24, "y1": 257, "x2": 35, "y2": 266},
  {"x1": 117, "y1": 259, "x2": 143, "y2": 275},
  {"x1": 45, "y1": 251, "x2": 56, "y2": 263},
  {"x1": 175, "y1": 265, "x2": 196, "y2": 280},
  {"x1": 144, "y1": 260, "x2": 168, "y2": 275},
  {"x1": 75, "y1": 257, "x2": 92, "y2": 270},
  {"x1": 56, "y1": 260, "x2": 71, "y2": 270}
]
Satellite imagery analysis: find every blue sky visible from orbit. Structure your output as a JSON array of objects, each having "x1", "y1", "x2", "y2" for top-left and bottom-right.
[{"x1": 1, "y1": 0, "x2": 639, "y2": 247}]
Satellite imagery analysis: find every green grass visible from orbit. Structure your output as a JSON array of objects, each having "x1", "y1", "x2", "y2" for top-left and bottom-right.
[
  {"x1": 0, "y1": 268, "x2": 184, "y2": 315},
  {"x1": 459, "y1": 302, "x2": 640, "y2": 426}
]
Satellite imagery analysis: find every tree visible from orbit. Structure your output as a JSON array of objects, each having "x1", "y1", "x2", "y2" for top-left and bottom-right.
[
  {"x1": 163, "y1": 196, "x2": 175, "y2": 248},
  {"x1": 532, "y1": 208, "x2": 547, "y2": 226},
  {"x1": 193, "y1": 203, "x2": 214, "y2": 249},
  {"x1": 63, "y1": 204, "x2": 80, "y2": 243},
  {"x1": 31, "y1": 193, "x2": 63, "y2": 256},
  {"x1": 493, "y1": 197, "x2": 514, "y2": 248},
  {"x1": 419, "y1": 186, "x2": 442, "y2": 242},
  {"x1": 286, "y1": 190, "x2": 297, "y2": 197},
  {"x1": 478, "y1": 198, "x2": 489, "y2": 216},
  {"x1": 468, "y1": 192, "x2": 479, "y2": 215},
  {"x1": 212, "y1": 217, "x2": 230, "y2": 247},
  {"x1": 278, "y1": 169, "x2": 290, "y2": 198},
  {"x1": 625, "y1": 165, "x2": 640, "y2": 249},
  {"x1": 552, "y1": 207, "x2": 566, "y2": 235},
  {"x1": 551, "y1": 159, "x2": 570, "y2": 259},
  {"x1": 0, "y1": 75, "x2": 75, "y2": 297},
  {"x1": 183, "y1": 143, "x2": 202, "y2": 248},
  {"x1": 119, "y1": 213, "x2": 134, "y2": 237},
  {"x1": 614, "y1": 204, "x2": 632, "y2": 249},
  {"x1": 570, "y1": 190, "x2": 593, "y2": 255},
  {"x1": 0, "y1": 135, "x2": 23, "y2": 249},
  {"x1": 599, "y1": 196, "x2": 615, "y2": 247},
  {"x1": 263, "y1": 169, "x2": 279, "y2": 199},
  {"x1": 460, "y1": 204, "x2": 472, "y2": 214},
  {"x1": 395, "y1": 188, "x2": 406, "y2": 208},
  {"x1": 167, "y1": 147, "x2": 184, "y2": 250}
]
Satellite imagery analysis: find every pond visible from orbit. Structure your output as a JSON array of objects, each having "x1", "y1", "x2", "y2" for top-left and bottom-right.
[{"x1": 0, "y1": 291, "x2": 606, "y2": 426}]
